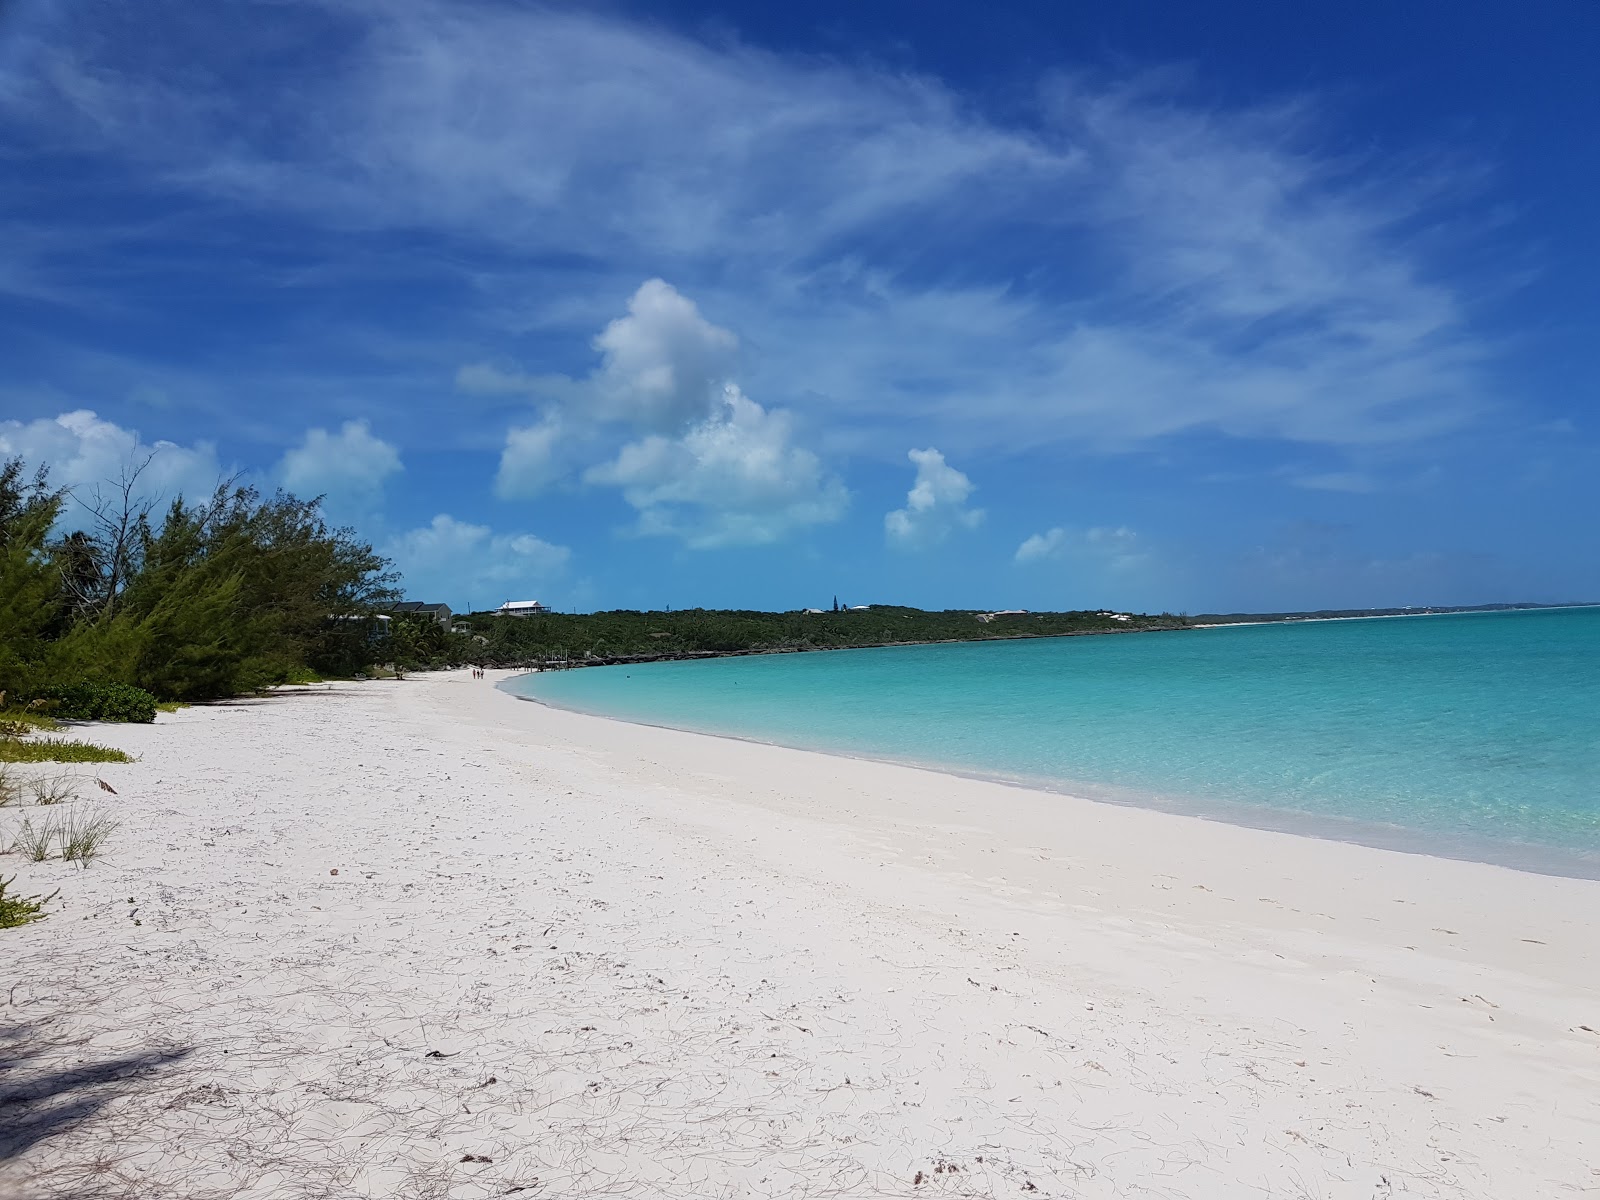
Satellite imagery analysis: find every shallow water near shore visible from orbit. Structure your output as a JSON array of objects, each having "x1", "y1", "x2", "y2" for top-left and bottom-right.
[{"x1": 504, "y1": 606, "x2": 1600, "y2": 877}]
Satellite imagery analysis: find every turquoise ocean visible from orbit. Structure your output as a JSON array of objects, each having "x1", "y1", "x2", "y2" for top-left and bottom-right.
[{"x1": 504, "y1": 607, "x2": 1600, "y2": 877}]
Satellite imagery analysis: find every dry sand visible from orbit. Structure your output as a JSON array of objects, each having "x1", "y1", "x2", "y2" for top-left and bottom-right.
[{"x1": 2, "y1": 670, "x2": 1597, "y2": 1199}]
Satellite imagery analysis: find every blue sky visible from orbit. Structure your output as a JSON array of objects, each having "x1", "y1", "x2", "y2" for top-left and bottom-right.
[{"x1": 2, "y1": 0, "x2": 1597, "y2": 614}]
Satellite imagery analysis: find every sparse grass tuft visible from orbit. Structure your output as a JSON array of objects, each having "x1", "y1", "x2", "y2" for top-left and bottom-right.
[
  {"x1": 154, "y1": 700, "x2": 186, "y2": 713},
  {"x1": 0, "y1": 765, "x2": 18, "y2": 808},
  {"x1": 29, "y1": 773, "x2": 77, "y2": 806},
  {"x1": 0, "y1": 738, "x2": 134, "y2": 764},
  {"x1": 57, "y1": 807, "x2": 118, "y2": 865},
  {"x1": 11, "y1": 816, "x2": 56, "y2": 862},
  {"x1": 0, "y1": 873, "x2": 56, "y2": 928}
]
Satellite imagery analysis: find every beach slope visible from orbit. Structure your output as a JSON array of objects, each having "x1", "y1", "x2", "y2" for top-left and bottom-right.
[{"x1": 3, "y1": 671, "x2": 1595, "y2": 1198}]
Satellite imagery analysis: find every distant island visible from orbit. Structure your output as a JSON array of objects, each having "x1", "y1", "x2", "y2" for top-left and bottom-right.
[
  {"x1": 1189, "y1": 601, "x2": 1595, "y2": 625},
  {"x1": 446, "y1": 600, "x2": 1593, "y2": 671}
]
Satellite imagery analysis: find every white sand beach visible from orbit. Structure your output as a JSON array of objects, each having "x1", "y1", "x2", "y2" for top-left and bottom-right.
[{"x1": 3, "y1": 670, "x2": 1597, "y2": 1199}]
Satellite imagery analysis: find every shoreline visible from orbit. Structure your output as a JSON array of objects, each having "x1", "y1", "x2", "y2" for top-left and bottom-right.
[
  {"x1": 504, "y1": 673, "x2": 1600, "y2": 884},
  {"x1": 491, "y1": 618, "x2": 1189, "y2": 672},
  {"x1": 483, "y1": 603, "x2": 1600, "y2": 672},
  {"x1": 5, "y1": 670, "x2": 1597, "y2": 1197}
]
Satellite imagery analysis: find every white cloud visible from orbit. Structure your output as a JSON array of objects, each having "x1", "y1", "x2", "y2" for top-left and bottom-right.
[
  {"x1": 495, "y1": 416, "x2": 566, "y2": 499},
  {"x1": 588, "y1": 279, "x2": 737, "y2": 431},
  {"x1": 1015, "y1": 528, "x2": 1069, "y2": 563},
  {"x1": 485, "y1": 280, "x2": 848, "y2": 545},
  {"x1": 0, "y1": 409, "x2": 223, "y2": 506},
  {"x1": 1015, "y1": 525, "x2": 1146, "y2": 571},
  {"x1": 884, "y1": 448, "x2": 983, "y2": 549},
  {"x1": 277, "y1": 419, "x2": 401, "y2": 505},
  {"x1": 384, "y1": 514, "x2": 571, "y2": 608},
  {"x1": 489, "y1": 280, "x2": 746, "y2": 500},
  {"x1": 7, "y1": 2, "x2": 1501, "y2": 467},
  {"x1": 586, "y1": 386, "x2": 847, "y2": 548}
]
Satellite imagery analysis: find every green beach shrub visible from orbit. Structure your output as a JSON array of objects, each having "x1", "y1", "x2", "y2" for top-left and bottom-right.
[
  {"x1": 0, "y1": 874, "x2": 56, "y2": 928},
  {"x1": 36, "y1": 682, "x2": 157, "y2": 724},
  {"x1": 0, "y1": 738, "x2": 134, "y2": 764}
]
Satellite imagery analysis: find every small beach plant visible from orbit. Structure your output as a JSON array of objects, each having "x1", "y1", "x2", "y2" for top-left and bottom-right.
[
  {"x1": 0, "y1": 873, "x2": 56, "y2": 928},
  {"x1": 0, "y1": 708, "x2": 62, "y2": 736},
  {"x1": 29, "y1": 773, "x2": 77, "y2": 805},
  {"x1": 11, "y1": 816, "x2": 57, "y2": 862},
  {"x1": 57, "y1": 808, "x2": 118, "y2": 865}
]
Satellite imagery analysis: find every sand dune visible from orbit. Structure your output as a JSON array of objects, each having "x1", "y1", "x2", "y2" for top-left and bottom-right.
[{"x1": 3, "y1": 670, "x2": 1596, "y2": 1198}]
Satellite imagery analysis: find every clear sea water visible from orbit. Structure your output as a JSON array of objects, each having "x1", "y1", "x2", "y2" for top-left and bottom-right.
[{"x1": 504, "y1": 607, "x2": 1600, "y2": 877}]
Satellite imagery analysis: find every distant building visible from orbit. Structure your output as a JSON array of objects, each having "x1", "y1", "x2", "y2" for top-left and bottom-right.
[
  {"x1": 391, "y1": 601, "x2": 453, "y2": 627},
  {"x1": 331, "y1": 613, "x2": 390, "y2": 640},
  {"x1": 976, "y1": 609, "x2": 1029, "y2": 624},
  {"x1": 497, "y1": 600, "x2": 550, "y2": 617}
]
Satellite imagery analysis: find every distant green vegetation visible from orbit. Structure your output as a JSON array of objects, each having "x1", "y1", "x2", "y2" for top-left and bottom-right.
[
  {"x1": 455, "y1": 604, "x2": 1188, "y2": 668},
  {"x1": 1, "y1": 453, "x2": 1189, "y2": 698}
]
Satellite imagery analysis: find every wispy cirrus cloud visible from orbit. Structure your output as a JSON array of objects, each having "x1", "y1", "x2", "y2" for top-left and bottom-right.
[
  {"x1": 3, "y1": 1, "x2": 1496, "y2": 452},
  {"x1": 1016, "y1": 525, "x2": 1145, "y2": 570}
]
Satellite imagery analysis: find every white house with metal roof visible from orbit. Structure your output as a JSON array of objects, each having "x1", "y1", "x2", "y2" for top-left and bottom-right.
[{"x1": 496, "y1": 599, "x2": 550, "y2": 617}]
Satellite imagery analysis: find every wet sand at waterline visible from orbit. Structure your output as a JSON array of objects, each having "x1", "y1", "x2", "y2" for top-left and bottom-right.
[{"x1": 3, "y1": 670, "x2": 1596, "y2": 1198}]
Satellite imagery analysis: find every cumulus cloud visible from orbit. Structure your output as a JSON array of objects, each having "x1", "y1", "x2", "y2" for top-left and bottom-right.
[
  {"x1": 1015, "y1": 528, "x2": 1069, "y2": 563},
  {"x1": 0, "y1": 409, "x2": 223, "y2": 504},
  {"x1": 495, "y1": 416, "x2": 566, "y2": 499},
  {"x1": 488, "y1": 280, "x2": 847, "y2": 545},
  {"x1": 588, "y1": 280, "x2": 738, "y2": 431},
  {"x1": 586, "y1": 386, "x2": 847, "y2": 548},
  {"x1": 384, "y1": 514, "x2": 571, "y2": 608},
  {"x1": 884, "y1": 448, "x2": 983, "y2": 549},
  {"x1": 277, "y1": 420, "x2": 401, "y2": 506},
  {"x1": 1015, "y1": 525, "x2": 1145, "y2": 571}
]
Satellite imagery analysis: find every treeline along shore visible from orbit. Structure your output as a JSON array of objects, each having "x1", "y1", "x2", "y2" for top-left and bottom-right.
[
  {"x1": 5, "y1": 451, "x2": 1586, "y2": 704},
  {"x1": 456, "y1": 606, "x2": 1190, "y2": 671},
  {"x1": 443, "y1": 601, "x2": 1588, "y2": 673}
]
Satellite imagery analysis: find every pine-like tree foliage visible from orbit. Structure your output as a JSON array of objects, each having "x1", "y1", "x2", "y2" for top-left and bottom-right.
[
  {"x1": 1, "y1": 458, "x2": 399, "y2": 704},
  {"x1": 0, "y1": 461, "x2": 66, "y2": 697}
]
